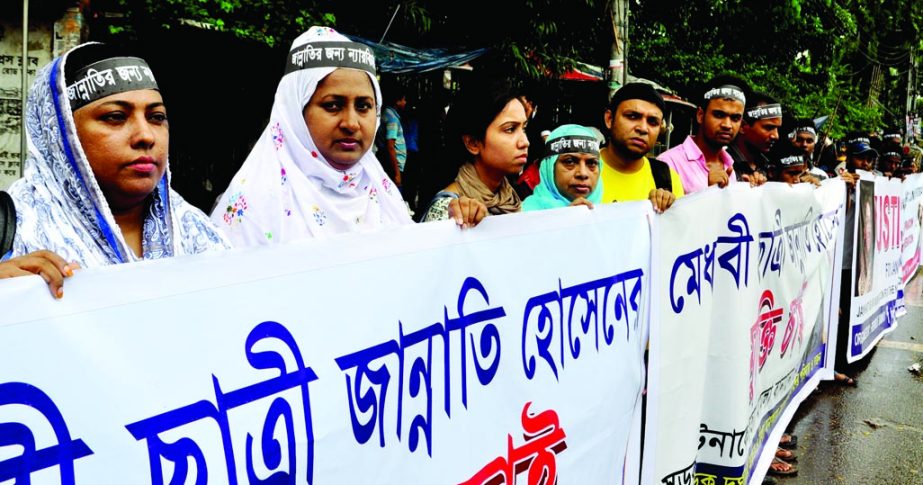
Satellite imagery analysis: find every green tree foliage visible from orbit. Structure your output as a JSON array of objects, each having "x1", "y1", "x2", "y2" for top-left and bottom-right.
[
  {"x1": 105, "y1": 0, "x2": 612, "y2": 79},
  {"x1": 403, "y1": 0, "x2": 612, "y2": 78},
  {"x1": 630, "y1": 0, "x2": 923, "y2": 136},
  {"x1": 106, "y1": 0, "x2": 335, "y2": 47},
  {"x1": 102, "y1": 0, "x2": 922, "y2": 136}
]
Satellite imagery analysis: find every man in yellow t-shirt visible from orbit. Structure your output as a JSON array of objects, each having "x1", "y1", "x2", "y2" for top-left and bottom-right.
[{"x1": 600, "y1": 83, "x2": 685, "y2": 212}]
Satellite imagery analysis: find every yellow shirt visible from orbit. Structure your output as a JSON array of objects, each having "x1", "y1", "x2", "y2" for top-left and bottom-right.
[{"x1": 600, "y1": 155, "x2": 685, "y2": 203}]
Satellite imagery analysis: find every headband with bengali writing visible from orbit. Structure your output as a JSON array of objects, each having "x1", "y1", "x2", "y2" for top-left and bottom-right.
[
  {"x1": 703, "y1": 85, "x2": 746, "y2": 105},
  {"x1": 546, "y1": 135, "x2": 600, "y2": 157},
  {"x1": 776, "y1": 155, "x2": 806, "y2": 167},
  {"x1": 745, "y1": 103, "x2": 783, "y2": 121},
  {"x1": 284, "y1": 41, "x2": 376, "y2": 75},
  {"x1": 67, "y1": 57, "x2": 158, "y2": 111}
]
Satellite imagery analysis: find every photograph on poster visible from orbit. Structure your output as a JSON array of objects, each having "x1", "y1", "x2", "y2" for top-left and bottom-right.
[{"x1": 855, "y1": 180, "x2": 875, "y2": 296}]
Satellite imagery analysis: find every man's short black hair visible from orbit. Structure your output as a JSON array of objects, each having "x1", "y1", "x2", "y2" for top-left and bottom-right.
[
  {"x1": 607, "y1": 82, "x2": 665, "y2": 115},
  {"x1": 746, "y1": 92, "x2": 778, "y2": 110}
]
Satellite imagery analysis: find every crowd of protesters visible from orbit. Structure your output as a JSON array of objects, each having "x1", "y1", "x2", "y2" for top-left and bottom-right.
[{"x1": 0, "y1": 25, "x2": 921, "y2": 483}]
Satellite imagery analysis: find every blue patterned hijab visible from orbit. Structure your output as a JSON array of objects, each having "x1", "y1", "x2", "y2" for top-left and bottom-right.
[{"x1": 5, "y1": 43, "x2": 230, "y2": 267}]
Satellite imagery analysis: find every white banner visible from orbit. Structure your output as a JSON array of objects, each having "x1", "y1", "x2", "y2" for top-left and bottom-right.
[
  {"x1": 0, "y1": 203, "x2": 650, "y2": 484},
  {"x1": 900, "y1": 174, "x2": 923, "y2": 283},
  {"x1": 847, "y1": 173, "x2": 903, "y2": 362},
  {"x1": 896, "y1": 173, "x2": 923, "y2": 316},
  {"x1": 646, "y1": 180, "x2": 845, "y2": 485}
]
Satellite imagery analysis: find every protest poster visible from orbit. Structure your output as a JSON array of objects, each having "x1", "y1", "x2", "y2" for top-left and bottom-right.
[
  {"x1": 847, "y1": 173, "x2": 904, "y2": 362},
  {"x1": 0, "y1": 203, "x2": 650, "y2": 484},
  {"x1": 896, "y1": 173, "x2": 923, "y2": 317},
  {"x1": 645, "y1": 180, "x2": 845, "y2": 485}
]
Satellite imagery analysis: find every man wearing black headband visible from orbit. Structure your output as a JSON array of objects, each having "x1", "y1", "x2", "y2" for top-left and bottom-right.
[
  {"x1": 883, "y1": 129, "x2": 902, "y2": 145},
  {"x1": 600, "y1": 82, "x2": 684, "y2": 213},
  {"x1": 789, "y1": 119, "x2": 828, "y2": 181},
  {"x1": 659, "y1": 75, "x2": 748, "y2": 194},
  {"x1": 877, "y1": 128, "x2": 904, "y2": 178},
  {"x1": 790, "y1": 120, "x2": 816, "y2": 158},
  {"x1": 728, "y1": 92, "x2": 779, "y2": 185}
]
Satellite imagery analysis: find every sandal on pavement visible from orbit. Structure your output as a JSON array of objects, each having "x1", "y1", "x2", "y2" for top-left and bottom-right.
[
  {"x1": 834, "y1": 372, "x2": 858, "y2": 386},
  {"x1": 775, "y1": 447, "x2": 797, "y2": 462},
  {"x1": 767, "y1": 458, "x2": 798, "y2": 477},
  {"x1": 778, "y1": 434, "x2": 798, "y2": 450}
]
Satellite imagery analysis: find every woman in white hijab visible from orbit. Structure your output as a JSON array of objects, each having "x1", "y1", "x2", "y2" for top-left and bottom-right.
[{"x1": 213, "y1": 27, "x2": 429, "y2": 245}]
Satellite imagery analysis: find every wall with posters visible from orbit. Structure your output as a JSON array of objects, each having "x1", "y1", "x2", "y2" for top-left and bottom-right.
[
  {"x1": 0, "y1": 22, "x2": 53, "y2": 189},
  {"x1": 0, "y1": 7, "x2": 83, "y2": 190}
]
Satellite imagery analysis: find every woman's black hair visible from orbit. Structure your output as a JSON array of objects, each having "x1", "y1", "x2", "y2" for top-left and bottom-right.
[{"x1": 445, "y1": 77, "x2": 524, "y2": 164}]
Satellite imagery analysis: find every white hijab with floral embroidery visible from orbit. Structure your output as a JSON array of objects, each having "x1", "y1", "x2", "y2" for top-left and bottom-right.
[{"x1": 211, "y1": 27, "x2": 411, "y2": 247}]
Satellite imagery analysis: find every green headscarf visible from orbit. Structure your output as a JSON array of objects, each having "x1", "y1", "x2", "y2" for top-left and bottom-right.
[{"x1": 522, "y1": 124, "x2": 603, "y2": 211}]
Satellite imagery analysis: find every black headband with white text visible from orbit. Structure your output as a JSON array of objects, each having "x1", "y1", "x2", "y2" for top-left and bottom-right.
[
  {"x1": 284, "y1": 41, "x2": 376, "y2": 75},
  {"x1": 67, "y1": 57, "x2": 158, "y2": 110},
  {"x1": 745, "y1": 103, "x2": 782, "y2": 121},
  {"x1": 775, "y1": 155, "x2": 806, "y2": 167},
  {"x1": 546, "y1": 136, "x2": 600, "y2": 157}
]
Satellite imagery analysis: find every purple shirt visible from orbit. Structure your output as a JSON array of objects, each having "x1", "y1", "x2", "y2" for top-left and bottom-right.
[{"x1": 658, "y1": 135, "x2": 736, "y2": 194}]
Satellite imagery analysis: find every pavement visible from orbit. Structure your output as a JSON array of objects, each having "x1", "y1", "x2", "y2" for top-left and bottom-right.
[{"x1": 778, "y1": 273, "x2": 923, "y2": 484}]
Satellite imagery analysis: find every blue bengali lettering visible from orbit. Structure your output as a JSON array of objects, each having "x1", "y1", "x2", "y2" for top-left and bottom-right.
[
  {"x1": 335, "y1": 276, "x2": 506, "y2": 457},
  {"x1": 126, "y1": 320, "x2": 318, "y2": 485},
  {"x1": 0, "y1": 382, "x2": 93, "y2": 484}
]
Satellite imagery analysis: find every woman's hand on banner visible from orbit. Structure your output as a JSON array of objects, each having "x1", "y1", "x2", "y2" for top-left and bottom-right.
[
  {"x1": 568, "y1": 197, "x2": 595, "y2": 209},
  {"x1": 0, "y1": 251, "x2": 79, "y2": 299},
  {"x1": 449, "y1": 196, "x2": 488, "y2": 228}
]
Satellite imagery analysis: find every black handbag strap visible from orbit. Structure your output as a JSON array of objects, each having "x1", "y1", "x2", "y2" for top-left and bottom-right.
[{"x1": 0, "y1": 191, "x2": 16, "y2": 256}]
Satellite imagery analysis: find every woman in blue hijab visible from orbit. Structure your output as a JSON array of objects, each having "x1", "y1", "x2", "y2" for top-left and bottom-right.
[
  {"x1": 1, "y1": 43, "x2": 230, "y2": 298},
  {"x1": 522, "y1": 124, "x2": 603, "y2": 211}
]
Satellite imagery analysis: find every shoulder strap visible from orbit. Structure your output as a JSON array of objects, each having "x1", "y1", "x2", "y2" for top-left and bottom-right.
[
  {"x1": 649, "y1": 158, "x2": 673, "y2": 193},
  {"x1": 0, "y1": 191, "x2": 16, "y2": 256}
]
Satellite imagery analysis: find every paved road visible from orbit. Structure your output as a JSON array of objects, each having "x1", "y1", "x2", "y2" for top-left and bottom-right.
[{"x1": 780, "y1": 275, "x2": 923, "y2": 484}]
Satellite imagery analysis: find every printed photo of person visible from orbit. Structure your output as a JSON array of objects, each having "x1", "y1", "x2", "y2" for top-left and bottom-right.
[{"x1": 855, "y1": 180, "x2": 875, "y2": 296}]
